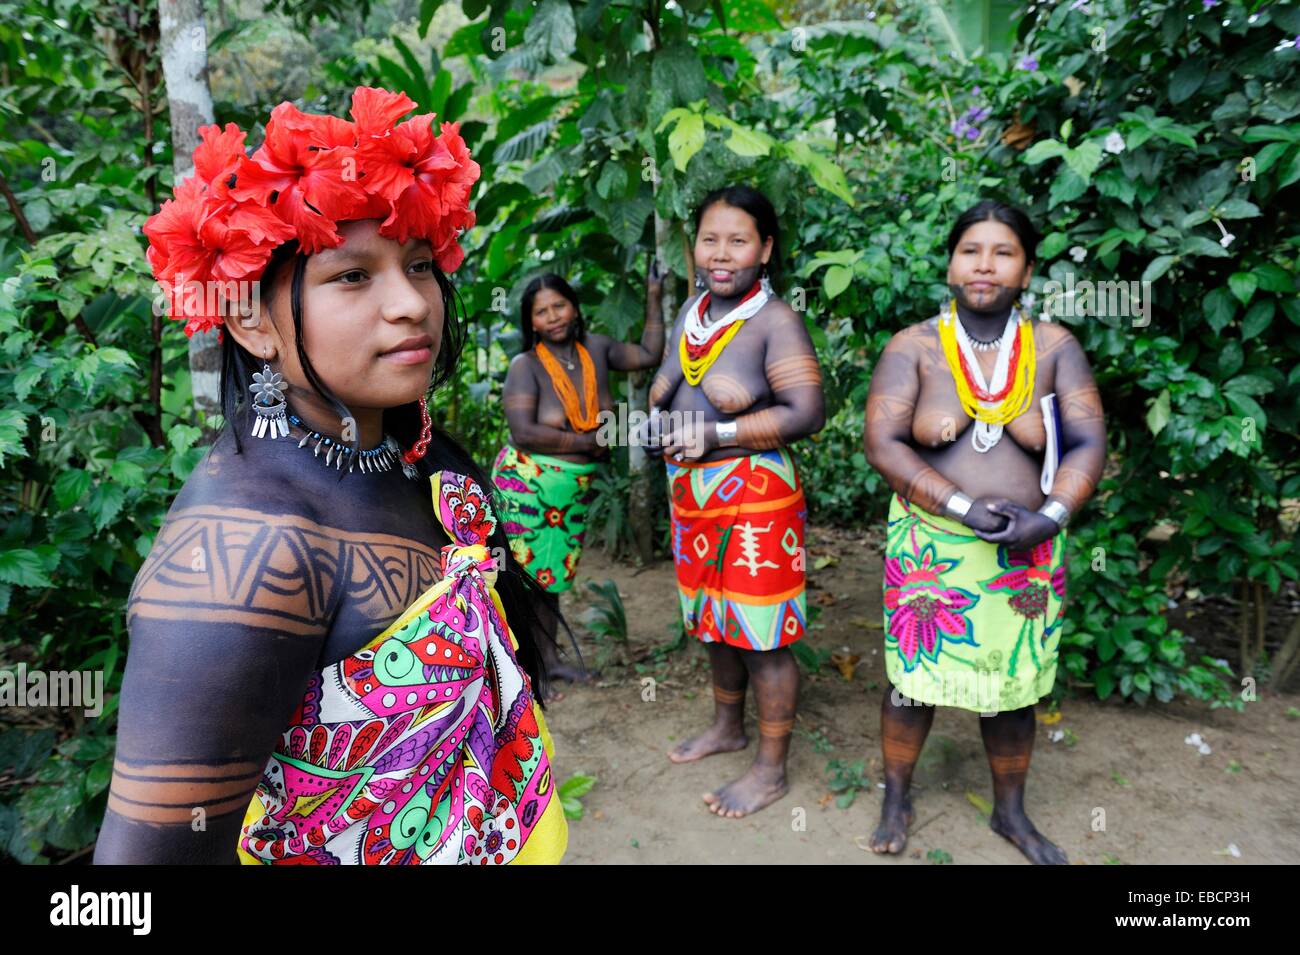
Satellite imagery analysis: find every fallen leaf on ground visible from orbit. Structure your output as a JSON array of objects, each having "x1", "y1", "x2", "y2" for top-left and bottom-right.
[
  {"x1": 965, "y1": 791, "x2": 993, "y2": 817},
  {"x1": 1037, "y1": 710, "x2": 1063, "y2": 725},
  {"x1": 831, "y1": 651, "x2": 861, "y2": 681}
]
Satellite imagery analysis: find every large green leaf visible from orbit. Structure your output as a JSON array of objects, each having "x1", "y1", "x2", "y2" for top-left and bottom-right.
[
  {"x1": 1168, "y1": 57, "x2": 1207, "y2": 105},
  {"x1": 783, "y1": 140, "x2": 855, "y2": 206},
  {"x1": 0, "y1": 549, "x2": 55, "y2": 588},
  {"x1": 653, "y1": 43, "x2": 709, "y2": 108},
  {"x1": 602, "y1": 195, "x2": 654, "y2": 248},
  {"x1": 1064, "y1": 140, "x2": 1104, "y2": 184},
  {"x1": 667, "y1": 112, "x2": 706, "y2": 172},
  {"x1": 1023, "y1": 139, "x2": 1067, "y2": 165},
  {"x1": 525, "y1": 0, "x2": 577, "y2": 64}
]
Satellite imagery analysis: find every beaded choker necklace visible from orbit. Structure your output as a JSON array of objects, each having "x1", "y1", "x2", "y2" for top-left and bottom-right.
[
  {"x1": 288, "y1": 402, "x2": 432, "y2": 478},
  {"x1": 287, "y1": 413, "x2": 405, "y2": 475}
]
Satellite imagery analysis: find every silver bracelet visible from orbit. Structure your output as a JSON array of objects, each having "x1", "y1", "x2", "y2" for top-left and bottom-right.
[
  {"x1": 1038, "y1": 499, "x2": 1071, "y2": 529},
  {"x1": 942, "y1": 491, "x2": 973, "y2": 521},
  {"x1": 715, "y1": 420, "x2": 739, "y2": 447}
]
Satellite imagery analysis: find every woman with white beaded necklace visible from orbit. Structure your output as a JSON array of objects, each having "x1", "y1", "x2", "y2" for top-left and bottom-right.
[
  {"x1": 862, "y1": 199, "x2": 1107, "y2": 864},
  {"x1": 651, "y1": 185, "x2": 826, "y2": 820}
]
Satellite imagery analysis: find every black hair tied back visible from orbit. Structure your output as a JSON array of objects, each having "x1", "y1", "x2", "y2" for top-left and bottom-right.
[{"x1": 946, "y1": 199, "x2": 1041, "y2": 264}]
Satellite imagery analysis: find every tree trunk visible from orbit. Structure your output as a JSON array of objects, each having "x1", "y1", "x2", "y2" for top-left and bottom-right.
[
  {"x1": 625, "y1": 12, "x2": 674, "y2": 566},
  {"x1": 158, "y1": 0, "x2": 220, "y2": 424}
]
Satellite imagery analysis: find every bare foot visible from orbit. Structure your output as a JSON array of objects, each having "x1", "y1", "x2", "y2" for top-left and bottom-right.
[
  {"x1": 667, "y1": 722, "x2": 748, "y2": 764},
  {"x1": 990, "y1": 808, "x2": 1068, "y2": 864},
  {"x1": 548, "y1": 663, "x2": 593, "y2": 684},
  {"x1": 702, "y1": 765, "x2": 788, "y2": 818},
  {"x1": 868, "y1": 794, "x2": 914, "y2": 854}
]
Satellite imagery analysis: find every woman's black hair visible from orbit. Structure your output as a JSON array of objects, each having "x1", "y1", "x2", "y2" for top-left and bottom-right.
[
  {"x1": 518, "y1": 273, "x2": 585, "y2": 353},
  {"x1": 945, "y1": 199, "x2": 1040, "y2": 264},
  {"x1": 216, "y1": 239, "x2": 557, "y2": 701},
  {"x1": 693, "y1": 184, "x2": 784, "y2": 293}
]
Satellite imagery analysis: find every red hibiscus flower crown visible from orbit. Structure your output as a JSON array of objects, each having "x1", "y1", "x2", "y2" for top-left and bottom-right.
[{"x1": 144, "y1": 86, "x2": 480, "y2": 338}]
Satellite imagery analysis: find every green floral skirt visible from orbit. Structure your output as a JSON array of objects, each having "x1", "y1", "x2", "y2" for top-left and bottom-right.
[
  {"x1": 491, "y1": 444, "x2": 598, "y2": 594},
  {"x1": 883, "y1": 494, "x2": 1068, "y2": 713}
]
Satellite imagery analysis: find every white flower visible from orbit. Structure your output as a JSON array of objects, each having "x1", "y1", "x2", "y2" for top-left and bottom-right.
[
  {"x1": 1069, "y1": 245, "x2": 1088, "y2": 263},
  {"x1": 1227, "y1": 843, "x2": 1241, "y2": 858},
  {"x1": 1185, "y1": 732, "x2": 1202, "y2": 746},
  {"x1": 1219, "y1": 232, "x2": 1235, "y2": 248},
  {"x1": 1049, "y1": 729, "x2": 1065, "y2": 743},
  {"x1": 1199, "y1": 742, "x2": 1212, "y2": 755},
  {"x1": 1104, "y1": 131, "x2": 1126, "y2": 154}
]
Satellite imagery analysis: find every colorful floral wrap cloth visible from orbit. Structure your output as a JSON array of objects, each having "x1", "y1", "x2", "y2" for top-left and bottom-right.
[
  {"x1": 490, "y1": 444, "x2": 598, "y2": 594},
  {"x1": 883, "y1": 494, "x2": 1068, "y2": 714},
  {"x1": 236, "y1": 471, "x2": 566, "y2": 865}
]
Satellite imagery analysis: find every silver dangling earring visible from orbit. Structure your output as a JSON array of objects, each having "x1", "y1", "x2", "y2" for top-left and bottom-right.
[
  {"x1": 249, "y1": 361, "x2": 290, "y2": 439},
  {"x1": 694, "y1": 271, "x2": 705, "y2": 291},
  {"x1": 760, "y1": 262, "x2": 773, "y2": 297}
]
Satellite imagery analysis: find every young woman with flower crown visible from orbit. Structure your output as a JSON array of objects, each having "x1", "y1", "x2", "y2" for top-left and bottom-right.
[{"x1": 94, "y1": 88, "x2": 566, "y2": 865}]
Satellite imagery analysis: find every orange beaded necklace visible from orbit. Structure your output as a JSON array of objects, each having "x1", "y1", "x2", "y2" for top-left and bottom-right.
[{"x1": 535, "y1": 341, "x2": 600, "y2": 432}]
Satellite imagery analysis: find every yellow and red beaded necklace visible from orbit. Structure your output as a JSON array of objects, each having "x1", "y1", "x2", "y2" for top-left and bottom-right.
[
  {"x1": 938, "y1": 298, "x2": 1036, "y2": 451},
  {"x1": 680, "y1": 278, "x2": 769, "y2": 386}
]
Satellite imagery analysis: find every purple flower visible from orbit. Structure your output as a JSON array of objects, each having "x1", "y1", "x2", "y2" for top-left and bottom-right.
[
  {"x1": 1018, "y1": 54, "x2": 1038, "y2": 71},
  {"x1": 1202, "y1": 0, "x2": 1219, "y2": 9},
  {"x1": 966, "y1": 127, "x2": 979, "y2": 141}
]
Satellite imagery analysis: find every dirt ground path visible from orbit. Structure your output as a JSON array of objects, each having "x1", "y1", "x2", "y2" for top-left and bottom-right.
[{"x1": 544, "y1": 526, "x2": 1300, "y2": 865}]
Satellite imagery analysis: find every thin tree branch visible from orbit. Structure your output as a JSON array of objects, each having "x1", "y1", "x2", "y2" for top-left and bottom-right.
[{"x1": 0, "y1": 172, "x2": 38, "y2": 245}]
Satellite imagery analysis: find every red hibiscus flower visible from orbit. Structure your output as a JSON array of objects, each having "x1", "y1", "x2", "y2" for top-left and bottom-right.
[
  {"x1": 350, "y1": 86, "x2": 417, "y2": 136},
  {"x1": 230, "y1": 102, "x2": 365, "y2": 253},
  {"x1": 144, "y1": 86, "x2": 480, "y2": 339},
  {"x1": 360, "y1": 115, "x2": 480, "y2": 271},
  {"x1": 143, "y1": 126, "x2": 294, "y2": 336}
]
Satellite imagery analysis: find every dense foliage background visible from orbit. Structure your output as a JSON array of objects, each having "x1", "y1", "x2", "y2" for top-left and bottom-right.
[{"x1": 1, "y1": 0, "x2": 1296, "y2": 862}]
